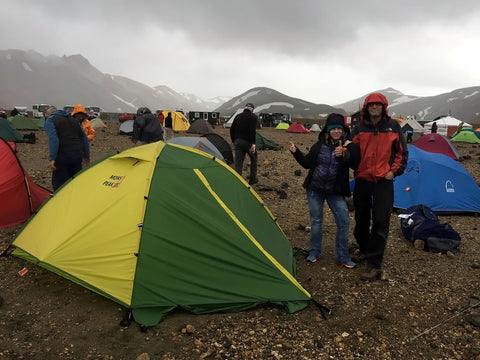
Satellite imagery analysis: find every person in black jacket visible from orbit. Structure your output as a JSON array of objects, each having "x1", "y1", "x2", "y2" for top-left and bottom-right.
[
  {"x1": 44, "y1": 106, "x2": 90, "y2": 191},
  {"x1": 163, "y1": 112, "x2": 173, "y2": 140},
  {"x1": 132, "y1": 107, "x2": 164, "y2": 144},
  {"x1": 290, "y1": 113, "x2": 357, "y2": 268},
  {"x1": 230, "y1": 103, "x2": 258, "y2": 185}
]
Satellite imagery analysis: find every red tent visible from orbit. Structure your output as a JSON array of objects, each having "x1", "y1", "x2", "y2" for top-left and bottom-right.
[
  {"x1": 412, "y1": 133, "x2": 461, "y2": 160},
  {"x1": 286, "y1": 122, "x2": 310, "y2": 133},
  {"x1": 0, "y1": 138, "x2": 51, "y2": 229}
]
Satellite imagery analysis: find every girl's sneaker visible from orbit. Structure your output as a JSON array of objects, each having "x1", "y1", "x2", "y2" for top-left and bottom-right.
[
  {"x1": 336, "y1": 260, "x2": 357, "y2": 269},
  {"x1": 306, "y1": 254, "x2": 321, "y2": 263}
]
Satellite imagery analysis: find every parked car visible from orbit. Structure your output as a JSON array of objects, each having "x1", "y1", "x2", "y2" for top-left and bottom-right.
[{"x1": 119, "y1": 113, "x2": 134, "y2": 122}]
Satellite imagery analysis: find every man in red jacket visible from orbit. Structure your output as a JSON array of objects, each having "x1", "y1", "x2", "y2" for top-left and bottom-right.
[{"x1": 349, "y1": 92, "x2": 408, "y2": 281}]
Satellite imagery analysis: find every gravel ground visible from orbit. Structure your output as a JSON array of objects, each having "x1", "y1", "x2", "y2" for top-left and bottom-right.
[{"x1": 1, "y1": 123, "x2": 480, "y2": 360}]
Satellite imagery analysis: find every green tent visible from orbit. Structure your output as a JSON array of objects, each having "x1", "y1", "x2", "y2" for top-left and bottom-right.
[
  {"x1": 35, "y1": 117, "x2": 46, "y2": 128},
  {"x1": 0, "y1": 118, "x2": 23, "y2": 142},
  {"x1": 275, "y1": 122, "x2": 290, "y2": 130},
  {"x1": 11, "y1": 141, "x2": 310, "y2": 326},
  {"x1": 89, "y1": 117, "x2": 107, "y2": 129},
  {"x1": 8, "y1": 114, "x2": 39, "y2": 130},
  {"x1": 450, "y1": 129, "x2": 480, "y2": 144},
  {"x1": 256, "y1": 132, "x2": 280, "y2": 150}
]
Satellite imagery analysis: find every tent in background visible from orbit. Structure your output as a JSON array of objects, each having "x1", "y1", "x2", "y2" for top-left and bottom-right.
[
  {"x1": 201, "y1": 133, "x2": 234, "y2": 164},
  {"x1": 400, "y1": 117, "x2": 424, "y2": 134},
  {"x1": 224, "y1": 109, "x2": 243, "y2": 128},
  {"x1": 287, "y1": 122, "x2": 309, "y2": 133},
  {"x1": 161, "y1": 111, "x2": 190, "y2": 132},
  {"x1": 35, "y1": 117, "x2": 46, "y2": 128},
  {"x1": 90, "y1": 117, "x2": 107, "y2": 129},
  {"x1": 8, "y1": 114, "x2": 39, "y2": 130},
  {"x1": 275, "y1": 123, "x2": 290, "y2": 130},
  {"x1": 412, "y1": 133, "x2": 461, "y2": 160},
  {"x1": 256, "y1": 132, "x2": 280, "y2": 150},
  {"x1": 424, "y1": 116, "x2": 471, "y2": 137},
  {"x1": 0, "y1": 138, "x2": 51, "y2": 229},
  {"x1": 0, "y1": 118, "x2": 24, "y2": 142},
  {"x1": 450, "y1": 129, "x2": 480, "y2": 144},
  {"x1": 309, "y1": 124, "x2": 321, "y2": 132},
  {"x1": 393, "y1": 145, "x2": 480, "y2": 213},
  {"x1": 118, "y1": 120, "x2": 134, "y2": 135},
  {"x1": 10, "y1": 141, "x2": 310, "y2": 326},
  {"x1": 187, "y1": 119, "x2": 215, "y2": 134},
  {"x1": 166, "y1": 136, "x2": 225, "y2": 162}
]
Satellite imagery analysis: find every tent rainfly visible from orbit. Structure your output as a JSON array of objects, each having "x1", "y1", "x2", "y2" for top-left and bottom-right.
[{"x1": 10, "y1": 141, "x2": 311, "y2": 326}]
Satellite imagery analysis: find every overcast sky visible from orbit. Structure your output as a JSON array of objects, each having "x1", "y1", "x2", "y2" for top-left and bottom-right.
[{"x1": 3, "y1": 0, "x2": 480, "y2": 104}]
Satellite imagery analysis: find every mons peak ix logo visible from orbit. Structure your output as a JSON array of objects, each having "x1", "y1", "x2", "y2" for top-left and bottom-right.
[{"x1": 103, "y1": 175, "x2": 126, "y2": 188}]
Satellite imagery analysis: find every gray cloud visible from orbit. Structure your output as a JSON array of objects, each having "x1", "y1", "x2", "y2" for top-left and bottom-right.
[{"x1": 2, "y1": 0, "x2": 480, "y2": 104}]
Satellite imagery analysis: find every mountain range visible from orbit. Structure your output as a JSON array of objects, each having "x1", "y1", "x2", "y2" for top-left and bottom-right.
[{"x1": 1, "y1": 49, "x2": 479, "y2": 124}]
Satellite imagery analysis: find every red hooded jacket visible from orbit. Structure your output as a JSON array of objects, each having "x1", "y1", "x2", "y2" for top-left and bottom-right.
[{"x1": 350, "y1": 93, "x2": 408, "y2": 183}]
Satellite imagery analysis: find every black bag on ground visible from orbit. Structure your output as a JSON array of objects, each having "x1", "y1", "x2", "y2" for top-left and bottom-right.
[
  {"x1": 400, "y1": 204, "x2": 461, "y2": 253},
  {"x1": 22, "y1": 132, "x2": 36, "y2": 144}
]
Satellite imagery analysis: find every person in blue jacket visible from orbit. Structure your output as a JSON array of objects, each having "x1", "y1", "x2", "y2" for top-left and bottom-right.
[{"x1": 44, "y1": 106, "x2": 90, "y2": 191}]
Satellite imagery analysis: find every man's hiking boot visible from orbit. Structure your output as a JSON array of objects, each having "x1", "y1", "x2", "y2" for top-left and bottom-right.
[
  {"x1": 360, "y1": 267, "x2": 382, "y2": 281},
  {"x1": 351, "y1": 252, "x2": 366, "y2": 263}
]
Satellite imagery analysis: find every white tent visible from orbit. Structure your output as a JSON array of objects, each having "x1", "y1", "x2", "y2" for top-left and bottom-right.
[
  {"x1": 423, "y1": 116, "x2": 471, "y2": 136},
  {"x1": 400, "y1": 117, "x2": 424, "y2": 133},
  {"x1": 309, "y1": 124, "x2": 321, "y2": 132},
  {"x1": 223, "y1": 109, "x2": 243, "y2": 128}
]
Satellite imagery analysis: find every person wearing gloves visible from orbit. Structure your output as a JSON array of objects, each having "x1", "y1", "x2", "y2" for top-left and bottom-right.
[{"x1": 290, "y1": 113, "x2": 357, "y2": 268}]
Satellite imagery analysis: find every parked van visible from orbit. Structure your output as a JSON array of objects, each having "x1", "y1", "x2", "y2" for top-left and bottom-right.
[{"x1": 32, "y1": 104, "x2": 51, "y2": 118}]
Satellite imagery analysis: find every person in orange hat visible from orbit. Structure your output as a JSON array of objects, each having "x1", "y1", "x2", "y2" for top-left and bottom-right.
[
  {"x1": 71, "y1": 104, "x2": 95, "y2": 141},
  {"x1": 349, "y1": 92, "x2": 408, "y2": 281}
]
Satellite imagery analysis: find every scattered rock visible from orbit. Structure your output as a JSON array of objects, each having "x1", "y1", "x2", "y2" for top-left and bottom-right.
[
  {"x1": 465, "y1": 314, "x2": 480, "y2": 327},
  {"x1": 276, "y1": 189, "x2": 288, "y2": 199},
  {"x1": 136, "y1": 353, "x2": 150, "y2": 360},
  {"x1": 294, "y1": 170, "x2": 302, "y2": 176}
]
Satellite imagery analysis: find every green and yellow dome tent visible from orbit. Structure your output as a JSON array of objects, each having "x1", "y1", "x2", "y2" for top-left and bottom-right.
[{"x1": 10, "y1": 141, "x2": 311, "y2": 327}]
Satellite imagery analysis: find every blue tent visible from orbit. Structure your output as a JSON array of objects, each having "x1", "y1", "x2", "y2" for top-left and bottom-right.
[{"x1": 393, "y1": 145, "x2": 480, "y2": 213}]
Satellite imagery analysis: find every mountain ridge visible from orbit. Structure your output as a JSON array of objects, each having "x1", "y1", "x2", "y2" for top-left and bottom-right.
[{"x1": 1, "y1": 49, "x2": 479, "y2": 123}]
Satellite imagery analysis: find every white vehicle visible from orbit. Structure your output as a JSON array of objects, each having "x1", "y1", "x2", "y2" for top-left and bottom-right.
[
  {"x1": 32, "y1": 104, "x2": 50, "y2": 118},
  {"x1": 13, "y1": 106, "x2": 28, "y2": 116},
  {"x1": 85, "y1": 106, "x2": 102, "y2": 117}
]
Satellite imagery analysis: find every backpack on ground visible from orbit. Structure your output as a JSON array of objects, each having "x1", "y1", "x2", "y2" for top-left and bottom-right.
[{"x1": 399, "y1": 204, "x2": 461, "y2": 253}]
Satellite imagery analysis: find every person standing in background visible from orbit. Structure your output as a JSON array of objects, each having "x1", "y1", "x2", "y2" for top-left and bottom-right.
[
  {"x1": 163, "y1": 112, "x2": 174, "y2": 140},
  {"x1": 71, "y1": 104, "x2": 95, "y2": 141},
  {"x1": 230, "y1": 103, "x2": 258, "y2": 185},
  {"x1": 44, "y1": 106, "x2": 90, "y2": 191},
  {"x1": 132, "y1": 107, "x2": 164, "y2": 144}
]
